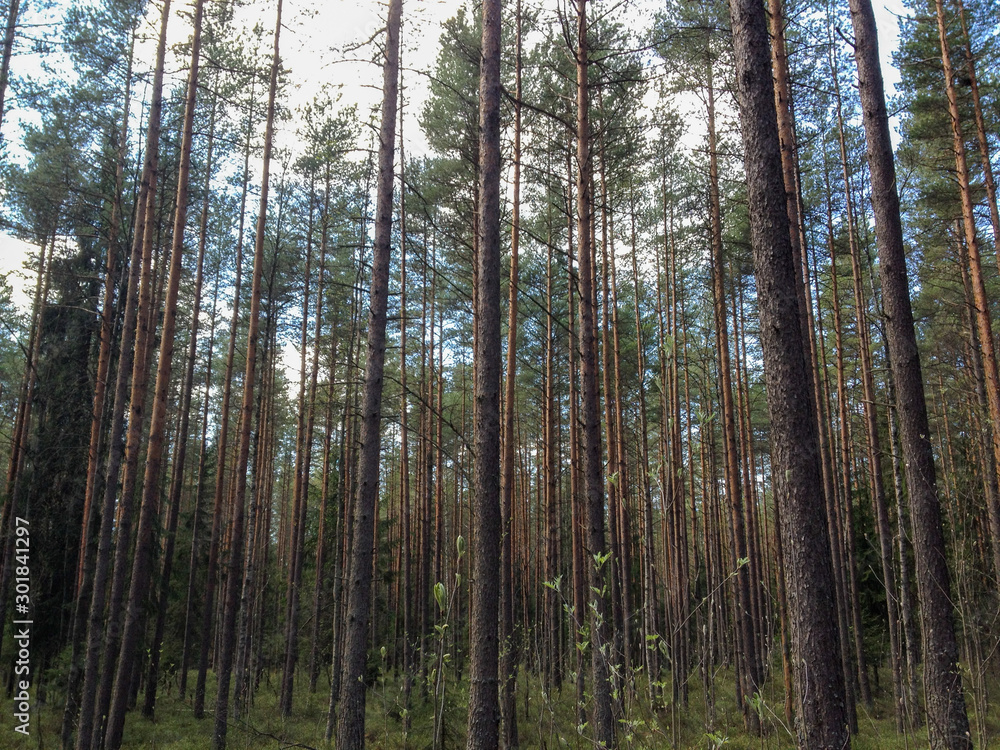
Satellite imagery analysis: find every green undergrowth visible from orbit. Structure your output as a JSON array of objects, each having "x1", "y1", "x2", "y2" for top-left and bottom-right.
[{"x1": 1, "y1": 661, "x2": 997, "y2": 748}]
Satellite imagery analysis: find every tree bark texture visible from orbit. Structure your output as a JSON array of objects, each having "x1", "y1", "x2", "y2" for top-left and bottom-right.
[
  {"x1": 728, "y1": 0, "x2": 850, "y2": 743},
  {"x1": 848, "y1": 0, "x2": 971, "y2": 745},
  {"x1": 336, "y1": 0, "x2": 401, "y2": 745}
]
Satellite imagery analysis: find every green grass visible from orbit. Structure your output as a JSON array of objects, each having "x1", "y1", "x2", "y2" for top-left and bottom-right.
[{"x1": 0, "y1": 660, "x2": 997, "y2": 748}]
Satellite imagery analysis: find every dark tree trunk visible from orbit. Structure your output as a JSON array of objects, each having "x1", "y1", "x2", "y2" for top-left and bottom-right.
[
  {"x1": 848, "y1": 0, "x2": 972, "y2": 746},
  {"x1": 575, "y1": 2, "x2": 613, "y2": 745},
  {"x1": 0, "y1": 0, "x2": 21, "y2": 137},
  {"x1": 335, "y1": 0, "x2": 401, "y2": 745},
  {"x1": 467, "y1": 0, "x2": 502, "y2": 745},
  {"x1": 728, "y1": 0, "x2": 850, "y2": 744}
]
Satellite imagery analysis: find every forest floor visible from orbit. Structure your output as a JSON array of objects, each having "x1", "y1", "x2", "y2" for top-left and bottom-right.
[{"x1": 0, "y1": 662, "x2": 996, "y2": 748}]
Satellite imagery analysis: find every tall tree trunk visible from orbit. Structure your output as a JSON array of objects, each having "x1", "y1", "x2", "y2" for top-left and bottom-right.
[
  {"x1": 397, "y1": 101, "x2": 414, "y2": 718},
  {"x1": 192, "y1": 67, "x2": 257, "y2": 723},
  {"x1": 92, "y1": 93, "x2": 162, "y2": 750},
  {"x1": 847, "y1": 0, "x2": 971, "y2": 745},
  {"x1": 575, "y1": 2, "x2": 613, "y2": 745},
  {"x1": 829, "y1": 66, "x2": 874, "y2": 715},
  {"x1": 467, "y1": 0, "x2": 502, "y2": 744},
  {"x1": 0, "y1": 0, "x2": 21, "y2": 138},
  {"x1": 816, "y1": 160, "x2": 860, "y2": 735},
  {"x1": 728, "y1": 0, "x2": 850, "y2": 744},
  {"x1": 142, "y1": 80, "x2": 216, "y2": 723},
  {"x1": 61, "y1": 40, "x2": 135, "y2": 746},
  {"x1": 327, "y1": 216, "x2": 367, "y2": 737},
  {"x1": 499, "y1": 2, "x2": 520, "y2": 745},
  {"x1": 179, "y1": 260, "x2": 219, "y2": 703},
  {"x1": 629, "y1": 193, "x2": 659, "y2": 706},
  {"x1": 212, "y1": 2, "x2": 281, "y2": 745},
  {"x1": 281, "y1": 177, "x2": 321, "y2": 717},
  {"x1": 707, "y1": 51, "x2": 760, "y2": 728},
  {"x1": 567, "y1": 187, "x2": 588, "y2": 730},
  {"x1": 935, "y1": 0, "x2": 1000, "y2": 585},
  {"x1": 233, "y1": 292, "x2": 277, "y2": 717},
  {"x1": 543, "y1": 191, "x2": 561, "y2": 692},
  {"x1": 954, "y1": 0, "x2": 1000, "y2": 271},
  {"x1": 103, "y1": 3, "x2": 205, "y2": 744},
  {"x1": 336, "y1": 0, "x2": 401, "y2": 744},
  {"x1": 837, "y1": 113, "x2": 904, "y2": 728},
  {"x1": 598, "y1": 154, "x2": 624, "y2": 703},
  {"x1": 75, "y1": 3, "x2": 170, "y2": 745},
  {"x1": 308, "y1": 174, "x2": 334, "y2": 694},
  {"x1": 886, "y1": 375, "x2": 922, "y2": 727}
]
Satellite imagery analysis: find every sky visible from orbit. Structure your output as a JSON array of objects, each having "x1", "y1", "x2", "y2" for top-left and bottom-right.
[
  {"x1": 0, "y1": 234, "x2": 38, "y2": 310},
  {"x1": 0, "y1": 0, "x2": 909, "y2": 315}
]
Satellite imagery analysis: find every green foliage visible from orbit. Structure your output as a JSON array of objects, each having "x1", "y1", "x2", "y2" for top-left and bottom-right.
[{"x1": 6, "y1": 658, "x2": 987, "y2": 748}]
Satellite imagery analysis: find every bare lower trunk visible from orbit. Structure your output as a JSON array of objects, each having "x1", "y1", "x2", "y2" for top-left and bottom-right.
[
  {"x1": 467, "y1": 0, "x2": 503, "y2": 745},
  {"x1": 499, "y1": 3, "x2": 520, "y2": 745},
  {"x1": 848, "y1": 0, "x2": 971, "y2": 744},
  {"x1": 103, "y1": 5, "x2": 205, "y2": 745},
  {"x1": 212, "y1": 3, "x2": 281, "y2": 746},
  {"x1": 335, "y1": 0, "x2": 401, "y2": 745},
  {"x1": 728, "y1": 0, "x2": 849, "y2": 743},
  {"x1": 575, "y1": 2, "x2": 613, "y2": 745},
  {"x1": 75, "y1": 5, "x2": 170, "y2": 746}
]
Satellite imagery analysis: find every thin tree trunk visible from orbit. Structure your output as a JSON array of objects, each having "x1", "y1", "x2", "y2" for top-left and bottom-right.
[
  {"x1": 499, "y1": 2, "x2": 520, "y2": 745},
  {"x1": 886, "y1": 375, "x2": 921, "y2": 728},
  {"x1": 75, "y1": 4, "x2": 170, "y2": 745},
  {"x1": 954, "y1": 0, "x2": 1000, "y2": 272},
  {"x1": 707, "y1": 54, "x2": 760, "y2": 727},
  {"x1": 630, "y1": 189, "x2": 660, "y2": 707},
  {"x1": 575, "y1": 2, "x2": 613, "y2": 745},
  {"x1": 544, "y1": 206, "x2": 561, "y2": 691},
  {"x1": 840, "y1": 142, "x2": 904, "y2": 731},
  {"x1": 935, "y1": 0, "x2": 1000, "y2": 586},
  {"x1": 192, "y1": 67, "x2": 257, "y2": 722},
  {"x1": 281, "y1": 176, "x2": 321, "y2": 717},
  {"x1": 816, "y1": 156, "x2": 857, "y2": 736},
  {"x1": 143, "y1": 83, "x2": 216, "y2": 722},
  {"x1": 335, "y1": 0, "x2": 401, "y2": 744},
  {"x1": 308, "y1": 175, "x2": 334, "y2": 694},
  {"x1": 598, "y1": 154, "x2": 624, "y2": 702},
  {"x1": 397, "y1": 96, "x2": 414, "y2": 718},
  {"x1": 179, "y1": 262, "x2": 220, "y2": 702},
  {"x1": 103, "y1": 4, "x2": 205, "y2": 742},
  {"x1": 211, "y1": 2, "x2": 281, "y2": 745},
  {"x1": 0, "y1": 0, "x2": 21, "y2": 138}
]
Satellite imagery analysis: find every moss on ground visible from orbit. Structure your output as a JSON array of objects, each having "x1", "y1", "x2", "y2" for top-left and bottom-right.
[{"x1": 0, "y1": 661, "x2": 995, "y2": 748}]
